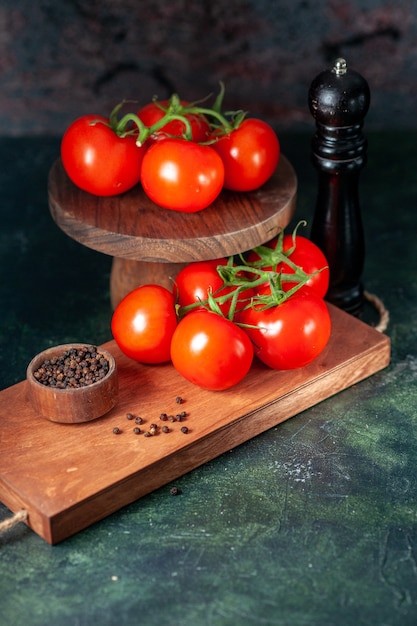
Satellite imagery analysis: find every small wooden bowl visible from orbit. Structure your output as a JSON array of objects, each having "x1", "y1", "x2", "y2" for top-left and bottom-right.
[{"x1": 26, "y1": 344, "x2": 118, "y2": 424}]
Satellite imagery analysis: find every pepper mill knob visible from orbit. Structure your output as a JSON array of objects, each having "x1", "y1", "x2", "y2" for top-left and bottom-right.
[{"x1": 308, "y1": 58, "x2": 371, "y2": 316}]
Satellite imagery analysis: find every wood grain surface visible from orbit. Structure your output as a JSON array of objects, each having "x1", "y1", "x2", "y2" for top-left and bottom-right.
[
  {"x1": 48, "y1": 155, "x2": 297, "y2": 263},
  {"x1": 0, "y1": 305, "x2": 390, "y2": 544}
]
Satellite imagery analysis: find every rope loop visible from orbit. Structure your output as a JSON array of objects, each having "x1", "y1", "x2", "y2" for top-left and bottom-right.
[
  {"x1": 0, "y1": 510, "x2": 28, "y2": 535},
  {"x1": 364, "y1": 290, "x2": 389, "y2": 333}
]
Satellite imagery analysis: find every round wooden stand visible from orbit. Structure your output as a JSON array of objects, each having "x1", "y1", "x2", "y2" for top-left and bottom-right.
[{"x1": 48, "y1": 156, "x2": 297, "y2": 308}]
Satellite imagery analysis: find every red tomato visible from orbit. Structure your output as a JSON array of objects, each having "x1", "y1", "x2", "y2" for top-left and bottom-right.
[
  {"x1": 248, "y1": 235, "x2": 330, "y2": 298},
  {"x1": 111, "y1": 285, "x2": 177, "y2": 364},
  {"x1": 239, "y1": 290, "x2": 331, "y2": 370},
  {"x1": 174, "y1": 259, "x2": 227, "y2": 307},
  {"x1": 61, "y1": 115, "x2": 146, "y2": 196},
  {"x1": 170, "y1": 310, "x2": 254, "y2": 390},
  {"x1": 138, "y1": 100, "x2": 211, "y2": 143},
  {"x1": 212, "y1": 118, "x2": 280, "y2": 191},
  {"x1": 174, "y1": 259, "x2": 255, "y2": 317},
  {"x1": 141, "y1": 139, "x2": 225, "y2": 212}
]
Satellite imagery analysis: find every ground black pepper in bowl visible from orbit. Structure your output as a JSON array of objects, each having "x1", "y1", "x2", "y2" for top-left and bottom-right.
[{"x1": 33, "y1": 345, "x2": 110, "y2": 389}]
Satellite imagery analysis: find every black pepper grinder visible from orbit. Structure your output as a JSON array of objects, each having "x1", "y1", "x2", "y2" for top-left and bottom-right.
[{"x1": 308, "y1": 58, "x2": 370, "y2": 316}]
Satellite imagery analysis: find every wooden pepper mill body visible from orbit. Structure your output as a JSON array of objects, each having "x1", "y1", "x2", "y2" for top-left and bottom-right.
[{"x1": 308, "y1": 58, "x2": 370, "y2": 316}]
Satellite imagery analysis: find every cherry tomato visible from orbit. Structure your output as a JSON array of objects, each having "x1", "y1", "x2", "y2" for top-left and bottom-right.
[
  {"x1": 138, "y1": 100, "x2": 211, "y2": 143},
  {"x1": 141, "y1": 139, "x2": 225, "y2": 213},
  {"x1": 111, "y1": 285, "x2": 177, "y2": 364},
  {"x1": 170, "y1": 310, "x2": 254, "y2": 390},
  {"x1": 248, "y1": 235, "x2": 330, "y2": 298},
  {"x1": 239, "y1": 289, "x2": 331, "y2": 370},
  {"x1": 212, "y1": 118, "x2": 280, "y2": 191},
  {"x1": 61, "y1": 115, "x2": 146, "y2": 196}
]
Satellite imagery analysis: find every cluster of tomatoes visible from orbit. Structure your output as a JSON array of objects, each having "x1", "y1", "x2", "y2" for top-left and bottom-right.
[
  {"x1": 60, "y1": 86, "x2": 280, "y2": 212},
  {"x1": 111, "y1": 227, "x2": 332, "y2": 391}
]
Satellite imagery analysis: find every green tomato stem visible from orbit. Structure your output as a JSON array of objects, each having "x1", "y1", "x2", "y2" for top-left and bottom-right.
[
  {"x1": 107, "y1": 82, "x2": 248, "y2": 147},
  {"x1": 177, "y1": 222, "x2": 328, "y2": 319},
  {"x1": 110, "y1": 101, "x2": 198, "y2": 145}
]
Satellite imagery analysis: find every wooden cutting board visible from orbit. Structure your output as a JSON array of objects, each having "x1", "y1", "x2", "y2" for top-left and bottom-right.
[{"x1": 0, "y1": 305, "x2": 390, "y2": 544}]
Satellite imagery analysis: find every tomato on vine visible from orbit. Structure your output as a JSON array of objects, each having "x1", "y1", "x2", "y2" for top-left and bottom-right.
[
  {"x1": 140, "y1": 139, "x2": 225, "y2": 212},
  {"x1": 170, "y1": 310, "x2": 254, "y2": 390},
  {"x1": 238, "y1": 289, "x2": 331, "y2": 370},
  {"x1": 248, "y1": 233, "x2": 330, "y2": 298},
  {"x1": 212, "y1": 118, "x2": 280, "y2": 191},
  {"x1": 111, "y1": 285, "x2": 177, "y2": 364},
  {"x1": 174, "y1": 259, "x2": 227, "y2": 307},
  {"x1": 61, "y1": 114, "x2": 146, "y2": 196},
  {"x1": 138, "y1": 99, "x2": 211, "y2": 143},
  {"x1": 174, "y1": 259, "x2": 254, "y2": 317}
]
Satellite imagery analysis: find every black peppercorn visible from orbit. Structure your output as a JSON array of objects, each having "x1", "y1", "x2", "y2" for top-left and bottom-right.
[
  {"x1": 133, "y1": 427, "x2": 141, "y2": 435},
  {"x1": 180, "y1": 426, "x2": 189, "y2": 434},
  {"x1": 113, "y1": 427, "x2": 121, "y2": 435},
  {"x1": 170, "y1": 486, "x2": 181, "y2": 495},
  {"x1": 33, "y1": 345, "x2": 109, "y2": 389}
]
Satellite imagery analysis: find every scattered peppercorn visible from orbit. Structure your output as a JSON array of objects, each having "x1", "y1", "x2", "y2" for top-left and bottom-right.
[
  {"x1": 108, "y1": 397, "x2": 193, "y2": 441},
  {"x1": 170, "y1": 486, "x2": 181, "y2": 495},
  {"x1": 33, "y1": 345, "x2": 109, "y2": 389}
]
